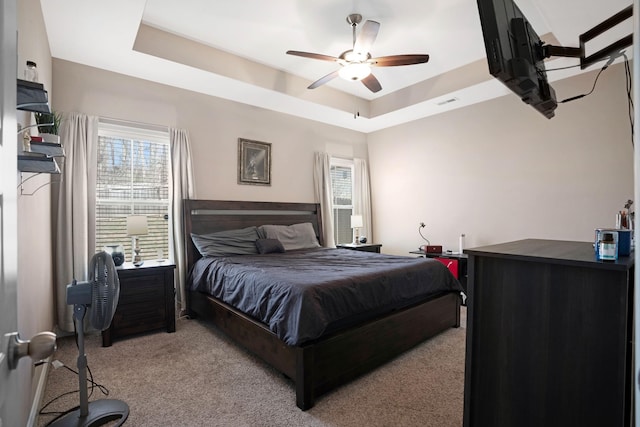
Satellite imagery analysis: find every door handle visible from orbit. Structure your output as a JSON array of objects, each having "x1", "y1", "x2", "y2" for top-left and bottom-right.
[{"x1": 6, "y1": 331, "x2": 57, "y2": 370}]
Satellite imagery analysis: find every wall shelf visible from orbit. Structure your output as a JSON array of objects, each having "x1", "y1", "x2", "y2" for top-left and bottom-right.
[
  {"x1": 17, "y1": 79, "x2": 50, "y2": 113},
  {"x1": 29, "y1": 141, "x2": 64, "y2": 157},
  {"x1": 18, "y1": 152, "x2": 60, "y2": 174},
  {"x1": 16, "y1": 79, "x2": 62, "y2": 176}
]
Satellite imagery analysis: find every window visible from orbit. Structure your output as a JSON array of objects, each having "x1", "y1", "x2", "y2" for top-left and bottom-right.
[
  {"x1": 330, "y1": 158, "x2": 354, "y2": 245},
  {"x1": 96, "y1": 123, "x2": 171, "y2": 262}
]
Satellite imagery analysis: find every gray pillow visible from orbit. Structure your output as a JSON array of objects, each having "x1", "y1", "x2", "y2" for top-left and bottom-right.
[
  {"x1": 259, "y1": 222, "x2": 320, "y2": 251},
  {"x1": 255, "y1": 238, "x2": 285, "y2": 254},
  {"x1": 191, "y1": 226, "x2": 260, "y2": 256}
]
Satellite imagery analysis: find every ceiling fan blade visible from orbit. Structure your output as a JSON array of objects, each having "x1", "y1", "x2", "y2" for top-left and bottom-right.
[
  {"x1": 370, "y1": 54, "x2": 430, "y2": 66},
  {"x1": 286, "y1": 50, "x2": 339, "y2": 62},
  {"x1": 361, "y1": 73, "x2": 382, "y2": 93},
  {"x1": 308, "y1": 69, "x2": 340, "y2": 89},
  {"x1": 353, "y1": 20, "x2": 380, "y2": 54}
]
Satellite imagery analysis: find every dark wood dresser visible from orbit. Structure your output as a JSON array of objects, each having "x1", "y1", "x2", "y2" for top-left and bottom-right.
[
  {"x1": 463, "y1": 239, "x2": 634, "y2": 427},
  {"x1": 102, "y1": 261, "x2": 176, "y2": 346}
]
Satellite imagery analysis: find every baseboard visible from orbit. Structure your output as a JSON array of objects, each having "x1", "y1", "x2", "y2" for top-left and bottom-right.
[{"x1": 27, "y1": 357, "x2": 51, "y2": 427}]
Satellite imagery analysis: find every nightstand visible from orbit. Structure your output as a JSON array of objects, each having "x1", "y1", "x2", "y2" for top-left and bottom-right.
[
  {"x1": 336, "y1": 243, "x2": 382, "y2": 253},
  {"x1": 102, "y1": 261, "x2": 176, "y2": 346}
]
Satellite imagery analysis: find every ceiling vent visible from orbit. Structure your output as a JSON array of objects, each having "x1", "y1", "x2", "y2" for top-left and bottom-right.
[{"x1": 436, "y1": 97, "x2": 459, "y2": 106}]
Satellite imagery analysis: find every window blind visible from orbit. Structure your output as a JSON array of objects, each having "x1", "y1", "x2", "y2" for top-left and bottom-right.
[
  {"x1": 96, "y1": 123, "x2": 170, "y2": 261},
  {"x1": 330, "y1": 160, "x2": 354, "y2": 244}
]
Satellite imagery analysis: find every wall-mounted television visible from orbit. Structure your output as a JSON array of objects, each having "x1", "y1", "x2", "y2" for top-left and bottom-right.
[
  {"x1": 476, "y1": 0, "x2": 632, "y2": 119},
  {"x1": 476, "y1": 0, "x2": 557, "y2": 118}
]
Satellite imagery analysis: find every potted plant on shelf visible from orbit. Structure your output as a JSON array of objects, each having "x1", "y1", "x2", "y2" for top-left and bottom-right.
[{"x1": 34, "y1": 110, "x2": 61, "y2": 143}]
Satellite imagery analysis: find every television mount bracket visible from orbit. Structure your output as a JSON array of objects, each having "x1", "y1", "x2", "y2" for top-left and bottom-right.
[{"x1": 540, "y1": 5, "x2": 632, "y2": 70}]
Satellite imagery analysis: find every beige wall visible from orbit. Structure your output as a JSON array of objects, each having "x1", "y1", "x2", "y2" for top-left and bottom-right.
[
  {"x1": 53, "y1": 58, "x2": 634, "y2": 258},
  {"x1": 52, "y1": 60, "x2": 368, "y2": 203},
  {"x1": 17, "y1": 0, "x2": 55, "y2": 339},
  {"x1": 368, "y1": 63, "x2": 634, "y2": 255}
]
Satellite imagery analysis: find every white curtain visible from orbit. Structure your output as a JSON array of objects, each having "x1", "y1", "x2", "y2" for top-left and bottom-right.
[
  {"x1": 353, "y1": 158, "x2": 373, "y2": 242},
  {"x1": 169, "y1": 128, "x2": 195, "y2": 315},
  {"x1": 313, "y1": 152, "x2": 335, "y2": 247},
  {"x1": 54, "y1": 113, "x2": 98, "y2": 332}
]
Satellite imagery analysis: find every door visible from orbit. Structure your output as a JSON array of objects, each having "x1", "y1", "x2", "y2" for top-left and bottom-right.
[{"x1": 0, "y1": 1, "x2": 23, "y2": 427}]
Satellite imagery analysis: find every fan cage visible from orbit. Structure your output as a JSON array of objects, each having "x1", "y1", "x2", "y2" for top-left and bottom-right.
[{"x1": 89, "y1": 251, "x2": 120, "y2": 331}]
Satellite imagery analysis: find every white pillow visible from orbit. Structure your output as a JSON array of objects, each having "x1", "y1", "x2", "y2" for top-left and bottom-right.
[{"x1": 259, "y1": 222, "x2": 320, "y2": 251}]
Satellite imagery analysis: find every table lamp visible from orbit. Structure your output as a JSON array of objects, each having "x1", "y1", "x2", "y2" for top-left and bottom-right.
[
  {"x1": 126, "y1": 215, "x2": 148, "y2": 266},
  {"x1": 351, "y1": 215, "x2": 363, "y2": 245}
]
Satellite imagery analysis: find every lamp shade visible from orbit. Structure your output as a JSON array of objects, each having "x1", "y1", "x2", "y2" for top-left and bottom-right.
[
  {"x1": 126, "y1": 215, "x2": 148, "y2": 236},
  {"x1": 350, "y1": 215, "x2": 363, "y2": 228}
]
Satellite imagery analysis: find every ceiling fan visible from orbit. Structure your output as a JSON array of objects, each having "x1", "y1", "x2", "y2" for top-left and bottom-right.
[{"x1": 286, "y1": 13, "x2": 430, "y2": 93}]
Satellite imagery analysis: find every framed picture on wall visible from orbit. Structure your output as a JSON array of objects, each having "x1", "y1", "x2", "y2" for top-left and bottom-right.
[{"x1": 238, "y1": 138, "x2": 271, "y2": 185}]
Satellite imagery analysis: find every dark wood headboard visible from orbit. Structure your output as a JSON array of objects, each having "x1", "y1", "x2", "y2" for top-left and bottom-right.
[{"x1": 182, "y1": 199, "x2": 324, "y2": 272}]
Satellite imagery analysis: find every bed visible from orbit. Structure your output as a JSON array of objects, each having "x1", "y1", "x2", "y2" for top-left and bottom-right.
[{"x1": 183, "y1": 199, "x2": 462, "y2": 410}]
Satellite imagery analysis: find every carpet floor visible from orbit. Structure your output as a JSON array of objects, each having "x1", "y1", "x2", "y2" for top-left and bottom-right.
[{"x1": 37, "y1": 307, "x2": 466, "y2": 427}]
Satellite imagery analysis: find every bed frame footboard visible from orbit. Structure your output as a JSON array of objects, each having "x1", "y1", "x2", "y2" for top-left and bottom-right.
[{"x1": 190, "y1": 289, "x2": 460, "y2": 410}]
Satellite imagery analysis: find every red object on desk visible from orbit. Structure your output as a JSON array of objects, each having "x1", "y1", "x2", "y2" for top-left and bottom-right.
[{"x1": 435, "y1": 257, "x2": 459, "y2": 279}]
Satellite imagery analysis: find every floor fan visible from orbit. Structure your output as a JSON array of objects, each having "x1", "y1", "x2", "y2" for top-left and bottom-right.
[{"x1": 49, "y1": 252, "x2": 129, "y2": 427}]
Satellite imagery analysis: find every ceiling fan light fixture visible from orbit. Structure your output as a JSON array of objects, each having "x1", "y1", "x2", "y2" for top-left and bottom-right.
[{"x1": 339, "y1": 63, "x2": 371, "y2": 81}]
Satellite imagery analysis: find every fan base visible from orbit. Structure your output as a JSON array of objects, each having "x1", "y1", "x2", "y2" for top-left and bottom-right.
[
  {"x1": 47, "y1": 399, "x2": 129, "y2": 427},
  {"x1": 346, "y1": 13, "x2": 362, "y2": 26}
]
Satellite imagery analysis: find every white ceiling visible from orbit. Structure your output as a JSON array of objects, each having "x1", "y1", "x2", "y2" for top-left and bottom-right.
[{"x1": 40, "y1": 0, "x2": 632, "y2": 133}]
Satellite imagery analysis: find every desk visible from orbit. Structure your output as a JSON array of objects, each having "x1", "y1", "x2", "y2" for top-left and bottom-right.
[{"x1": 409, "y1": 250, "x2": 468, "y2": 297}]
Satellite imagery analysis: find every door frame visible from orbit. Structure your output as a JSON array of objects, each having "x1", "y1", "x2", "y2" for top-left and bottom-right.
[{"x1": 0, "y1": 1, "x2": 29, "y2": 426}]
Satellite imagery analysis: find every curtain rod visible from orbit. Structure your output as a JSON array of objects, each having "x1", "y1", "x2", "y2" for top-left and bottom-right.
[
  {"x1": 330, "y1": 154, "x2": 365, "y2": 162},
  {"x1": 98, "y1": 116, "x2": 170, "y2": 133}
]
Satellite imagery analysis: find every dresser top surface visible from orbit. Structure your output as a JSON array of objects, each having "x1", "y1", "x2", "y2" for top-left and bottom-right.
[
  {"x1": 117, "y1": 260, "x2": 176, "y2": 271},
  {"x1": 465, "y1": 239, "x2": 634, "y2": 271}
]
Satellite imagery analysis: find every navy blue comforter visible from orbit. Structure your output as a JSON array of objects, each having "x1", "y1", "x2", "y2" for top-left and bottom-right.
[{"x1": 188, "y1": 248, "x2": 463, "y2": 345}]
